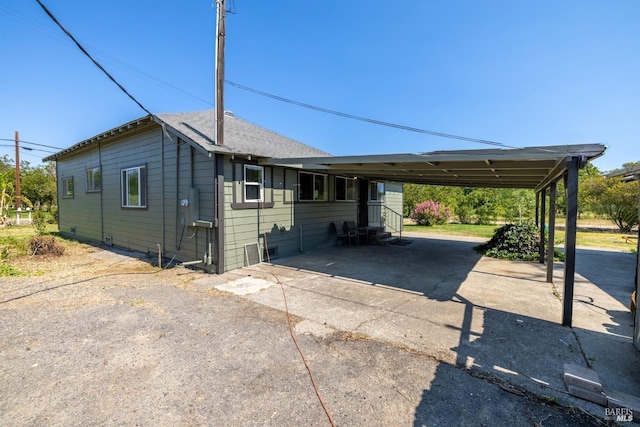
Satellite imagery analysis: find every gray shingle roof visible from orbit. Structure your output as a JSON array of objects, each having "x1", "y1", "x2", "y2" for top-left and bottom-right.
[
  {"x1": 43, "y1": 110, "x2": 331, "y2": 162},
  {"x1": 155, "y1": 110, "x2": 331, "y2": 158}
]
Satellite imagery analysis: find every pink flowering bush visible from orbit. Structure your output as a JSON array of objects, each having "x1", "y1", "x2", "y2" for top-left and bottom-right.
[{"x1": 410, "y1": 200, "x2": 452, "y2": 226}]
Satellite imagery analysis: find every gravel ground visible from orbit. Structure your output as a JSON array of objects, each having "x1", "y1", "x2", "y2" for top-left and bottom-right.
[{"x1": 0, "y1": 242, "x2": 604, "y2": 426}]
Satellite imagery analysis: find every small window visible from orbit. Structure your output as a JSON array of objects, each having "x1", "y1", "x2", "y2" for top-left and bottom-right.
[
  {"x1": 335, "y1": 177, "x2": 356, "y2": 201},
  {"x1": 121, "y1": 165, "x2": 147, "y2": 208},
  {"x1": 62, "y1": 177, "x2": 74, "y2": 199},
  {"x1": 299, "y1": 172, "x2": 327, "y2": 201},
  {"x1": 86, "y1": 167, "x2": 101, "y2": 192},
  {"x1": 244, "y1": 165, "x2": 264, "y2": 202},
  {"x1": 369, "y1": 181, "x2": 385, "y2": 202}
]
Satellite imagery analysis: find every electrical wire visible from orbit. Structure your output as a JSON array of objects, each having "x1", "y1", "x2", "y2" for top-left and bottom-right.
[
  {"x1": 259, "y1": 202, "x2": 336, "y2": 427},
  {"x1": 1, "y1": 3, "x2": 212, "y2": 108},
  {"x1": 34, "y1": 0, "x2": 154, "y2": 117},
  {"x1": 0, "y1": 139, "x2": 63, "y2": 151},
  {"x1": 24, "y1": 1, "x2": 515, "y2": 151},
  {"x1": 0, "y1": 145, "x2": 57, "y2": 154},
  {"x1": 33, "y1": 1, "x2": 181, "y2": 151},
  {"x1": 0, "y1": 266, "x2": 162, "y2": 305},
  {"x1": 226, "y1": 80, "x2": 518, "y2": 149}
]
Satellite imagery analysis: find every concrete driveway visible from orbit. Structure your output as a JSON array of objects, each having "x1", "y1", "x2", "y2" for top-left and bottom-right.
[{"x1": 204, "y1": 231, "x2": 640, "y2": 418}]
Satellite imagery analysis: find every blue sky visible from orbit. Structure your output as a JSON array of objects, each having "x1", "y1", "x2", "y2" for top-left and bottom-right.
[{"x1": 1, "y1": 1, "x2": 638, "y2": 173}]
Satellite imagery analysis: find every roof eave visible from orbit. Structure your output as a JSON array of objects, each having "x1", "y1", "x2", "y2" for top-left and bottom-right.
[{"x1": 43, "y1": 115, "x2": 156, "y2": 161}]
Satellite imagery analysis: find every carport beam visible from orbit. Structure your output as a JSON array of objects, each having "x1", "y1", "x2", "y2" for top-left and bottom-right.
[
  {"x1": 539, "y1": 188, "x2": 546, "y2": 264},
  {"x1": 546, "y1": 182, "x2": 557, "y2": 283},
  {"x1": 562, "y1": 157, "x2": 580, "y2": 327}
]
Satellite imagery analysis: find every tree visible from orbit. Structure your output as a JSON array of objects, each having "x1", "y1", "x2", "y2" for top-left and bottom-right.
[
  {"x1": 0, "y1": 155, "x2": 12, "y2": 175},
  {"x1": 459, "y1": 188, "x2": 499, "y2": 224},
  {"x1": 403, "y1": 184, "x2": 462, "y2": 217},
  {"x1": 20, "y1": 161, "x2": 57, "y2": 208},
  {"x1": 499, "y1": 188, "x2": 535, "y2": 223},
  {"x1": 0, "y1": 169, "x2": 14, "y2": 218},
  {"x1": 552, "y1": 163, "x2": 602, "y2": 218},
  {"x1": 582, "y1": 175, "x2": 639, "y2": 232}
]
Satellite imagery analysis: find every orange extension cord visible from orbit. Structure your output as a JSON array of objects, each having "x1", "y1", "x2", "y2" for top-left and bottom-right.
[{"x1": 260, "y1": 202, "x2": 336, "y2": 427}]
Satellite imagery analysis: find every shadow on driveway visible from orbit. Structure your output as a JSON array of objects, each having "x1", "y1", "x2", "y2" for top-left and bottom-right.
[
  {"x1": 274, "y1": 235, "x2": 483, "y2": 301},
  {"x1": 262, "y1": 233, "x2": 640, "y2": 424}
]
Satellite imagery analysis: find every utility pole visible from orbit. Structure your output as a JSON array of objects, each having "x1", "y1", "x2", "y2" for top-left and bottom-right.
[
  {"x1": 14, "y1": 131, "x2": 21, "y2": 210},
  {"x1": 214, "y1": 0, "x2": 226, "y2": 146}
]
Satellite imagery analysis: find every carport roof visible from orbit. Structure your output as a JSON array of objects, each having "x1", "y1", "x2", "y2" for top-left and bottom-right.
[
  {"x1": 608, "y1": 165, "x2": 640, "y2": 181},
  {"x1": 261, "y1": 144, "x2": 606, "y2": 190}
]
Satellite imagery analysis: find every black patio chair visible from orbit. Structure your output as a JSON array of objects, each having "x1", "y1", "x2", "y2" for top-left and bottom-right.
[
  {"x1": 345, "y1": 220, "x2": 367, "y2": 245},
  {"x1": 333, "y1": 221, "x2": 356, "y2": 247}
]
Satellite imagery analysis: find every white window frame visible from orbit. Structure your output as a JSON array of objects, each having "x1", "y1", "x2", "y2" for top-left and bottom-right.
[
  {"x1": 121, "y1": 165, "x2": 147, "y2": 208},
  {"x1": 369, "y1": 181, "x2": 385, "y2": 202},
  {"x1": 299, "y1": 172, "x2": 327, "y2": 201},
  {"x1": 244, "y1": 165, "x2": 264, "y2": 202},
  {"x1": 335, "y1": 176, "x2": 356, "y2": 201},
  {"x1": 62, "y1": 177, "x2": 74, "y2": 199},
  {"x1": 86, "y1": 167, "x2": 101, "y2": 192}
]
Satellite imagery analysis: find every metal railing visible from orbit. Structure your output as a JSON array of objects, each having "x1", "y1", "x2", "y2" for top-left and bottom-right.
[{"x1": 382, "y1": 205, "x2": 403, "y2": 241}]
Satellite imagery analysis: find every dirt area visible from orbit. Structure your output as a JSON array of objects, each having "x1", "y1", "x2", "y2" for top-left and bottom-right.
[{"x1": 0, "y1": 240, "x2": 604, "y2": 426}]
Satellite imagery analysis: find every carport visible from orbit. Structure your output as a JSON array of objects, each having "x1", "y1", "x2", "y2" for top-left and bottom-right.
[{"x1": 263, "y1": 143, "x2": 607, "y2": 327}]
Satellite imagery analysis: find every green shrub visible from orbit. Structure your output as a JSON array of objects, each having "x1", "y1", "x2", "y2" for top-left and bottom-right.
[
  {"x1": 475, "y1": 222, "x2": 540, "y2": 261},
  {"x1": 455, "y1": 205, "x2": 474, "y2": 224},
  {"x1": 31, "y1": 209, "x2": 48, "y2": 235}
]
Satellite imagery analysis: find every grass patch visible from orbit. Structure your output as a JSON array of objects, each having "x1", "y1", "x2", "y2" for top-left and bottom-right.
[
  {"x1": 0, "y1": 263, "x2": 23, "y2": 276},
  {"x1": 404, "y1": 223, "x2": 497, "y2": 239},
  {"x1": 556, "y1": 231, "x2": 636, "y2": 251},
  {"x1": 404, "y1": 222, "x2": 636, "y2": 251},
  {"x1": 0, "y1": 223, "x2": 66, "y2": 261}
]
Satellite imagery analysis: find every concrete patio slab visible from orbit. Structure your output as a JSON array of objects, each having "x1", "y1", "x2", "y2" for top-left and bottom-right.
[{"x1": 207, "y1": 232, "x2": 640, "y2": 420}]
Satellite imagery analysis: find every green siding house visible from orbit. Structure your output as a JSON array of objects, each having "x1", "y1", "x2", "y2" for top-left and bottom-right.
[{"x1": 44, "y1": 110, "x2": 403, "y2": 273}]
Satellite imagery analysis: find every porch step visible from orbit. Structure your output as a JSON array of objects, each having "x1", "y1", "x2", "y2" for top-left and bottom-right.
[
  {"x1": 376, "y1": 236, "x2": 399, "y2": 245},
  {"x1": 368, "y1": 229, "x2": 399, "y2": 245}
]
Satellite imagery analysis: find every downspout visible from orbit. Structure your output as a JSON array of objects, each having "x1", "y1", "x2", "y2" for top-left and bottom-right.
[
  {"x1": 175, "y1": 140, "x2": 180, "y2": 249},
  {"x1": 160, "y1": 129, "x2": 165, "y2": 254},
  {"x1": 54, "y1": 161, "x2": 60, "y2": 232},
  {"x1": 215, "y1": 154, "x2": 225, "y2": 273},
  {"x1": 98, "y1": 141, "x2": 104, "y2": 242}
]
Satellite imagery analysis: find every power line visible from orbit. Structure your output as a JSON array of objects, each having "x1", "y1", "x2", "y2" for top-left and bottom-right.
[
  {"x1": 0, "y1": 144, "x2": 57, "y2": 154},
  {"x1": 0, "y1": 138, "x2": 63, "y2": 150},
  {"x1": 29, "y1": 1, "x2": 514, "y2": 150},
  {"x1": 1, "y1": 3, "x2": 212, "y2": 107},
  {"x1": 226, "y1": 80, "x2": 517, "y2": 149},
  {"x1": 35, "y1": 0, "x2": 154, "y2": 117}
]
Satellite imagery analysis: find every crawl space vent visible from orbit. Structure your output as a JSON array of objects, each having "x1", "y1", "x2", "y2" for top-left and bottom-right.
[{"x1": 244, "y1": 243, "x2": 261, "y2": 266}]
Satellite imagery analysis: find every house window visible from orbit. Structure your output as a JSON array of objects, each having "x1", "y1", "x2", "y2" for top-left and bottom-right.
[
  {"x1": 335, "y1": 177, "x2": 356, "y2": 201},
  {"x1": 86, "y1": 167, "x2": 101, "y2": 192},
  {"x1": 299, "y1": 172, "x2": 327, "y2": 201},
  {"x1": 369, "y1": 181, "x2": 385, "y2": 202},
  {"x1": 62, "y1": 177, "x2": 74, "y2": 199},
  {"x1": 244, "y1": 165, "x2": 264, "y2": 202},
  {"x1": 121, "y1": 165, "x2": 147, "y2": 208}
]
